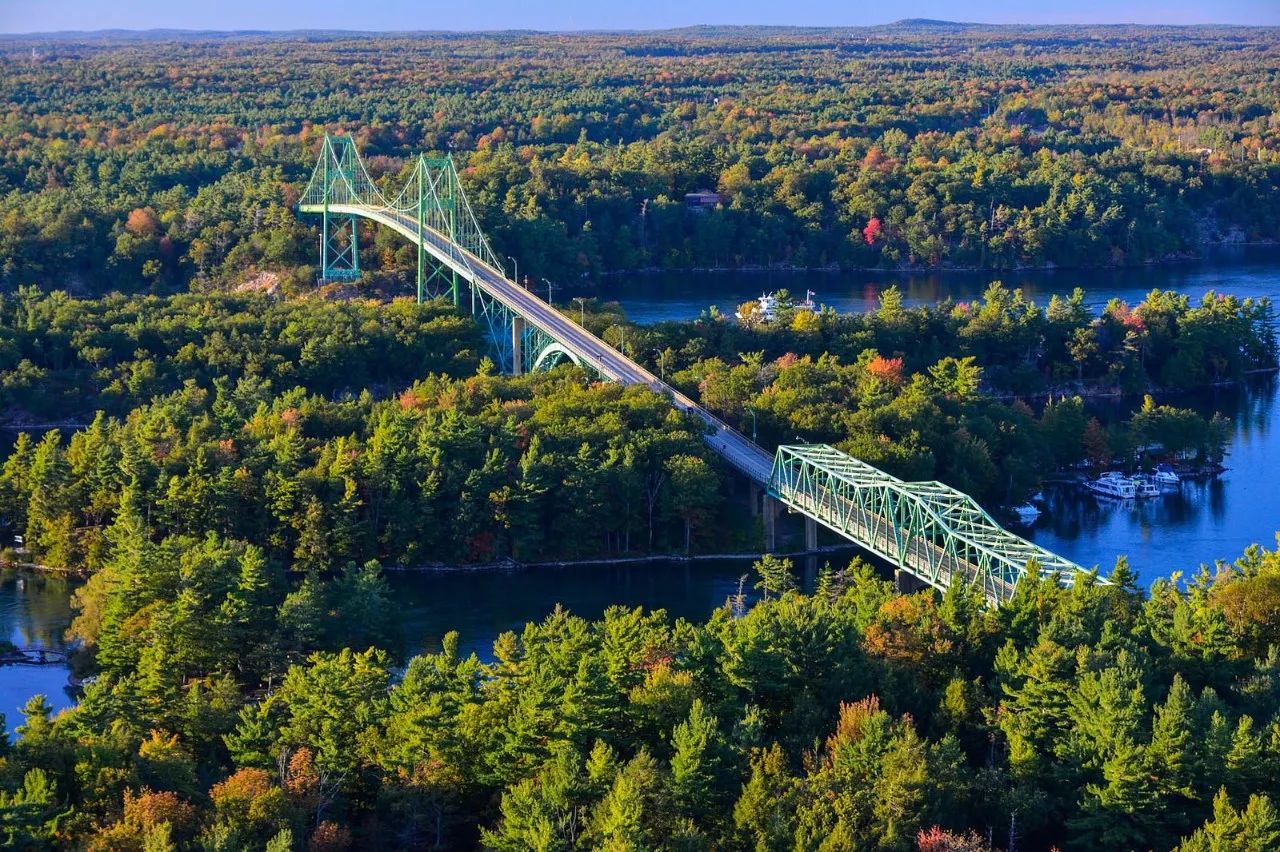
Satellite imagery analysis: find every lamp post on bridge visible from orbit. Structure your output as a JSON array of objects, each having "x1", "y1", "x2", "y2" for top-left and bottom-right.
[
  {"x1": 506, "y1": 255, "x2": 518, "y2": 287},
  {"x1": 747, "y1": 407, "x2": 758, "y2": 443},
  {"x1": 573, "y1": 297, "x2": 588, "y2": 327},
  {"x1": 541, "y1": 278, "x2": 554, "y2": 304},
  {"x1": 654, "y1": 349, "x2": 669, "y2": 382}
]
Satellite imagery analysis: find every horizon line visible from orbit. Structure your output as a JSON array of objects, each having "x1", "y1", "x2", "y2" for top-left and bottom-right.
[{"x1": 3, "y1": 20, "x2": 1280, "y2": 38}]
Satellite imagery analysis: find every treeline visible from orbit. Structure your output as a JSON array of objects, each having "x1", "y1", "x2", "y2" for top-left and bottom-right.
[
  {"x1": 2, "y1": 26, "x2": 1279, "y2": 295},
  {"x1": 632, "y1": 284, "x2": 1278, "y2": 397},
  {"x1": 0, "y1": 369, "x2": 734, "y2": 574},
  {"x1": 0, "y1": 290, "x2": 481, "y2": 420},
  {"x1": 1, "y1": 285, "x2": 1251, "y2": 566},
  {"x1": 5, "y1": 284, "x2": 1269, "y2": 429},
  {"x1": 7, "y1": 531, "x2": 1280, "y2": 849},
  {"x1": 0, "y1": 350, "x2": 1230, "y2": 576}
]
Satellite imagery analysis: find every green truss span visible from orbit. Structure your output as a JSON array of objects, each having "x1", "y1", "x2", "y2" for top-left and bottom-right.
[{"x1": 768, "y1": 444, "x2": 1094, "y2": 606}]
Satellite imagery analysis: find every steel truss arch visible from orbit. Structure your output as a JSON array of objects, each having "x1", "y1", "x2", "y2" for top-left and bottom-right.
[{"x1": 768, "y1": 444, "x2": 1096, "y2": 606}]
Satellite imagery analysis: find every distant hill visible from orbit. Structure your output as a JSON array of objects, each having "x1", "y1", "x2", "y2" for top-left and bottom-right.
[{"x1": 884, "y1": 18, "x2": 980, "y2": 28}]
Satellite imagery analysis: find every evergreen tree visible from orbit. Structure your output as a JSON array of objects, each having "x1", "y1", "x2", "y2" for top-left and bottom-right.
[
  {"x1": 669, "y1": 699, "x2": 728, "y2": 821},
  {"x1": 753, "y1": 554, "x2": 796, "y2": 600}
]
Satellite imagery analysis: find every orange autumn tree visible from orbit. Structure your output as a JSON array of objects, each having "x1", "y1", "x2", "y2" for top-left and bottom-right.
[{"x1": 866, "y1": 355, "x2": 905, "y2": 387}]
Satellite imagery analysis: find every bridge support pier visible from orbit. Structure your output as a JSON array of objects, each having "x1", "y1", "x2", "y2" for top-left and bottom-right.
[
  {"x1": 511, "y1": 316, "x2": 525, "y2": 376},
  {"x1": 805, "y1": 517, "x2": 818, "y2": 551},
  {"x1": 749, "y1": 483, "x2": 761, "y2": 517},
  {"x1": 763, "y1": 496, "x2": 779, "y2": 552},
  {"x1": 895, "y1": 568, "x2": 924, "y2": 595}
]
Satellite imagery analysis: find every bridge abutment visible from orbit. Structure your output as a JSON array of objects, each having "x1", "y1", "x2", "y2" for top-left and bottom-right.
[{"x1": 805, "y1": 516, "x2": 818, "y2": 551}]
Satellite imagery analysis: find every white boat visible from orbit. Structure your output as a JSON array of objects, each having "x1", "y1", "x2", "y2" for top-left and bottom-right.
[
  {"x1": 736, "y1": 292, "x2": 779, "y2": 322},
  {"x1": 1153, "y1": 463, "x2": 1180, "y2": 487},
  {"x1": 1129, "y1": 475, "x2": 1160, "y2": 499},
  {"x1": 737, "y1": 290, "x2": 817, "y2": 323},
  {"x1": 1087, "y1": 473, "x2": 1137, "y2": 499},
  {"x1": 1011, "y1": 503, "x2": 1041, "y2": 523}
]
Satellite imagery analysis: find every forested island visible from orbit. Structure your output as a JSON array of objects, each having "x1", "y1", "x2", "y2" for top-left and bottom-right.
[{"x1": 1, "y1": 21, "x2": 1280, "y2": 852}]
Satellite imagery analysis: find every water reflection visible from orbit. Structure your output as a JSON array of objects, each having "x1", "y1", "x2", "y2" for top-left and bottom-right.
[{"x1": 0, "y1": 570, "x2": 78, "y2": 718}]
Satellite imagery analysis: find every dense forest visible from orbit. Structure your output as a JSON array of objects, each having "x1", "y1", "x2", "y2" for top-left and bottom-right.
[
  {"x1": 1, "y1": 25, "x2": 1279, "y2": 295},
  {"x1": 3, "y1": 282, "x2": 1268, "y2": 576},
  {"x1": 6, "y1": 536, "x2": 1280, "y2": 850},
  {"x1": 3, "y1": 22, "x2": 1280, "y2": 852}
]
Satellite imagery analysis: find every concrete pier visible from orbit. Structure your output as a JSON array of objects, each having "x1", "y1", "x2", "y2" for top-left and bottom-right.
[
  {"x1": 511, "y1": 316, "x2": 525, "y2": 375},
  {"x1": 763, "y1": 496, "x2": 779, "y2": 552}
]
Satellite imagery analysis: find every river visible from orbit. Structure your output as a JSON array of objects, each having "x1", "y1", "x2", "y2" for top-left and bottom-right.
[{"x1": 2, "y1": 248, "x2": 1278, "y2": 712}]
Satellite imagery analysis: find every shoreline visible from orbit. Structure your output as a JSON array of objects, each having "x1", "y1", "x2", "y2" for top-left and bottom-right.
[
  {"x1": 985, "y1": 368, "x2": 1280, "y2": 403},
  {"x1": 589, "y1": 241, "x2": 1280, "y2": 280},
  {"x1": 384, "y1": 544, "x2": 860, "y2": 575},
  {"x1": 2, "y1": 545, "x2": 862, "y2": 581}
]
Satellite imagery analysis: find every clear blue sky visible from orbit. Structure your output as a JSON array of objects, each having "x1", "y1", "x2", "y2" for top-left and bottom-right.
[{"x1": 1, "y1": 0, "x2": 1276, "y2": 33}]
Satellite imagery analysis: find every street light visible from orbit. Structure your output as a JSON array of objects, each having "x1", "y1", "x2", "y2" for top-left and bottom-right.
[
  {"x1": 572, "y1": 296, "x2": 588, "y2": 326},
  {"x1": 747, "y1": 408, "x2": 758, "y2": 443},
  {"x1": 541, "y1": 277, "x2": 553, "y2": 304},
  {"x1": 506, "y1": 255, "x2": 518, "y2": 287},
  {"x1": 654, "y1": 349, "x2": 668, "y2": 381}
]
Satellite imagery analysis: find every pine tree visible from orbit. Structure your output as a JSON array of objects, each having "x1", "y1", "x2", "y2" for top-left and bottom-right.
[
  {"x1": 1069, "y1": 740, "x2": 1163, "y2": 849},
  {"x1": 753, "y1": 555, "x2": 796, "y2": 600},
  {"x1": 1149, "y1": 675, "x2": 1195, "y2": 798},
  {"x1": 1175, "y1": 789, "x2": 1280, "y2": 851},
  {"x1": 593, "y1": 771, "x2": 646, "y2": 851},
  {"x1": 670, "y1": 699, "x2": 726, "y2": 820},
  {"x1": 733, "y1": 743, "x2": 796, "y2": 849},
  {"x1": 479, "y1": 777, "x2": 559, "y2": 852},
  {"x1": 24, "y1": 430, "x2": 73, "y2": 565},
  {"x1": 1226, "y1": 715, "x2": 1266, "y2": 803},
  {"x1": 0, "y1": 431, "x2": 35, "y2": 536}
]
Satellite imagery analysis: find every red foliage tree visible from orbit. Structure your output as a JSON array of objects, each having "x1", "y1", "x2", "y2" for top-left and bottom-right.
[{"x1": 863, "y1": 217, "x2": 883, "y2": 245}]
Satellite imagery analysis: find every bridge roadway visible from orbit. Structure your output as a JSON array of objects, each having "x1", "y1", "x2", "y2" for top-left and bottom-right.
[
  {"x1": 318, "y1": 203, "x2": 777, "y2": 487},
  {"x1": 775, "y1": 479, "x2": 1018, "y2": 603}
]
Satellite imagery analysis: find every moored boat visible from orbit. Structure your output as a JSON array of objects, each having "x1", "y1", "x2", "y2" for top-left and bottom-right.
[
  {"x1": 1087, "y1": 473, "x2": 1137, "y2": 499},
  {"x1": 1011, "y1": 502, "x2": 1041, "y2": 523},
  {"x1": 1153, "y1": 463, "x2": 1180, "y2": 487},
  {"x1": 1130, "y1": 474, "x2": 1160, "y2": 499}
]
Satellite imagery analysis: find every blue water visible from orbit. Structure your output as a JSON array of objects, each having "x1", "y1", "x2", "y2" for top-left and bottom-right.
[
  {"x1": 1026, "y1": 380, "x2": 1279, "y2": 578},
  {"x1": 0, "y1": 570, "x2": 78, "y2": 724},
  {"x1": 591, "y1": 245, "x2": 1280, "y2": 325}
]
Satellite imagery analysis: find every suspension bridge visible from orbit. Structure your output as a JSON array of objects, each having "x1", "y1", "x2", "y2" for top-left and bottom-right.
[{"x1": 298, "y1": 133, "x2": 1088, "y2": 605}]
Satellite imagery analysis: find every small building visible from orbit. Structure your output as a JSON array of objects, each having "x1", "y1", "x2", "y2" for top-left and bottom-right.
[{"x1": 684, "y1": 189, "x2": 723, "y2": 210}]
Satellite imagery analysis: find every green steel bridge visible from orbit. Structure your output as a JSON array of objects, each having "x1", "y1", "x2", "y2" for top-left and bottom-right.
[{"x1": 298, "y1": 134, "x2": 1088, "y2": 606}]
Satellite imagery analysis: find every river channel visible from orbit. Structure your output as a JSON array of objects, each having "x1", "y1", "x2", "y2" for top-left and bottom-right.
[{"x1": 2, "y1": 248, "x2": 1279, "y2": 716}]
